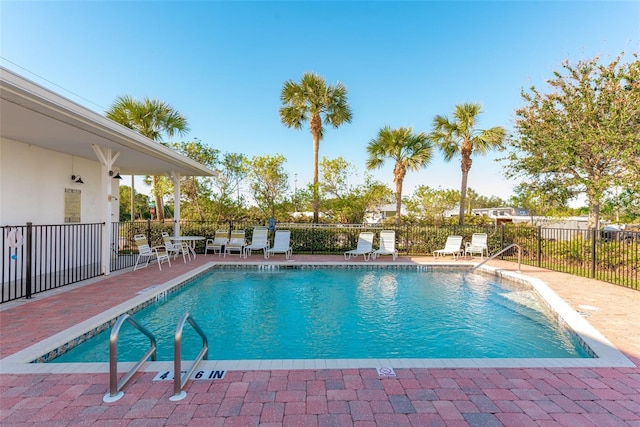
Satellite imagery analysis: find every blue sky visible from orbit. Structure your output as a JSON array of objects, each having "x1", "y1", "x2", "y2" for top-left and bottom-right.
[{"x1": 2, "y1": 1, "x2": 639, "y2": 204}]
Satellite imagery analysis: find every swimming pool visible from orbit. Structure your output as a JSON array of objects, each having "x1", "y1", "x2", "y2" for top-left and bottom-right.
[{"x1": 50, "y1": 265, "x2": 591, "y2": 363}]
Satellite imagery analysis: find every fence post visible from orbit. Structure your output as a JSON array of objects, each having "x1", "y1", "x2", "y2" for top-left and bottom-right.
[
  {"x1": 591, "y1": 228, "x2": 597, "y2": 278},
  {"x1": 405, "y1": 223, "x2": 409, "y2": 255},
  {"x1": 25, "y1": 222, "x2": 33, "y2": 299},
  {"x1": 537, "y1": 225, "x2": 542, "y2": 268},
  {"x1": 500, "y1": 224, "x2": 505, "y2": 258},
  {"x1": 146, "y1": 219, "x2": 152, "y2": 243}
]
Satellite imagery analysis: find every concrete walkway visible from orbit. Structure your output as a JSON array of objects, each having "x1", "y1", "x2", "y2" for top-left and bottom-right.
[{"x1": 1, "y1": 255, "x2": 639, "y2": 426}]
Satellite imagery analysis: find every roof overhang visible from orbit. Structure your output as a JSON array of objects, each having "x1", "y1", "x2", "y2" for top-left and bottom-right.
[{"x1": 0, "y1": 66, "x2": 215, "y2": 177}]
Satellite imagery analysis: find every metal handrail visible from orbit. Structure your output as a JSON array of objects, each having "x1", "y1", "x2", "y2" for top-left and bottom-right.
[
  {"x1": 170, "y1": 313, "x2": 208, "y2": 401},
  {"x1": 103, "y1": 314, "x2": 157, "y2": 403},
  {"x1": 467, "y1": 243, "x2": 522, "y2": 274}
]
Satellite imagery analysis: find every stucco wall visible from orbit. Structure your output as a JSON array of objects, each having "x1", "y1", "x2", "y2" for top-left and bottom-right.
[{"x1": 1, "y1": 137, "x2": 119, "y2": 225}]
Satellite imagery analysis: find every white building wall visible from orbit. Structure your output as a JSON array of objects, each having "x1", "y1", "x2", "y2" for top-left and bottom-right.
[{"x1": 1, "y1": 137, "x2": 119, "y2": 225}]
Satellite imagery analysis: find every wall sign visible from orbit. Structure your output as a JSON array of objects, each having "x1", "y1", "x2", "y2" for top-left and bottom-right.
[{"x1": 64, "y1": 188, "x2": 81, "y2": 223}]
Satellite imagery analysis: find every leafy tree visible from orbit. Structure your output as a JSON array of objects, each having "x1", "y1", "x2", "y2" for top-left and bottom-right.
[
  {"x1": 359, "y1": 175, "x2": 394, "y2": 223},
  {"x1": 106, "y1": 95, "x2": 189, "y2": 220},
  {"x1": 319, "y1": 156, "x2": 353, "y2": 200},
  {"x1": 429, "y1": 103, "x2": 506, "y2": 225},
  {"x1": 212, "y1": 153, "x2": 248, "y2": 199},
  {"x1": 279, "y1": 72, "x2": 353, "y2": 223},
  {"x1": 405, "y1": 185, "x2": 459, "y2": 224},
  {"x1": 504, "y1": 53, "x2": 640, "y2": 229},
  {"x1": 118, "y1": 185, "x2": 150, "y2": 221},
  {"x1": 208, "y1": 153, "x2": 249, "y2": 222},
  {"x1": 470, "y1": 192, "x2": 507, "y2": 210},
  {"x1": 288, "y1": 185, "x2": 315, "y2": 221},
  {"x1": 167, "y1": 139, "x2": 218, "y2": 220},
  {"x1": 508, "y1": 182, "x2": 572, "y2": 223},
  {"x1": 320, "y1": 157, "x2": 393, "y2": 223},
  {"x1": 601, "y1": 186, "x2": 640, "y2": 224},
  {"x1": 247, "y1": 154, "x2": 289, "y2": 219},
  {"x1": 366, "y1": 126, "x2": 433, "y2": 226}
]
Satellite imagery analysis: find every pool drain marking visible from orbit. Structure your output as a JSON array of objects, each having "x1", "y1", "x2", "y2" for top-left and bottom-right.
[
  {"x1": 153, "y1": 369, "x2": 226, "y2": 381},
  {"x1": 377, "y1": 367, "x2": 396, "y2": 377}
]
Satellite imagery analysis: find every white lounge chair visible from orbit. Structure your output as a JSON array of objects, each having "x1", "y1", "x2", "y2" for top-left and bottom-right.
[
  {"x1": 205, "y1": 230, "x2": 228, "y2": 256},
  {"x1": 433, "y1": 235, "x2": 463, "y2": 260},
  {"x1": 161, "y1": 232, "x2": 190, "y2": 263},
  {"x1": 344, "y1": 232, "x2": 374, "y2": 261},
  {"x1": 371, "y1": 230, "x2": 398, "y2": 261},
  {"x1": 265, "y1": 230, "x2": 292, "y2": 259},
  {"x1": 244, "y1": 226, "x2": 270, "y2": 258},
  {"x1": 224, "y1": 230, "x2": 246, "y2": 257},
  {"x1": 133, "y1": 234, "x2": 171, "y2": 271},
  {"x1": 464, "y1": 233, "x2": 489, "y2": 259}
]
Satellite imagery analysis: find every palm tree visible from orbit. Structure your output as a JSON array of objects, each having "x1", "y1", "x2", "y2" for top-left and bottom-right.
[
  {"x1": 279, "y1": 72, "x2": 352, "y2": 223},
  {"x1": 106, "y1": 95, "x2": 189, "y2": 220},
  {"x1": 366, "y1": 126, "x2": 433, "y2": 226},
  {"x1": 430, "y1": 103, "x2": 506, "y2": 225}
]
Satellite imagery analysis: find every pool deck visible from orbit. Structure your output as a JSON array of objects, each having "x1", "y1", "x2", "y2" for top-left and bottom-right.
[{"x1": 1, "y1": 254, "x2": 639, "y2": 426}]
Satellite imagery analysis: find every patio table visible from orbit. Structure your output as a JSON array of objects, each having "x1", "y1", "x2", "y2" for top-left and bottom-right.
[{"x1": 171, "y1": 236, "x2": 205, "y2": 259}]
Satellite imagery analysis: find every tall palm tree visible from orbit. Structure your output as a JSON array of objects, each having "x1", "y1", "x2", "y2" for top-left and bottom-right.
[
  {"x1": 430, "y1": 103, "x2": 506, "y2": 225},
  {"x1": 106, "y1": 95, "x2": 189, "y2": 220},
  {"x1": 366, "y1": 126, "x2": 433, "y2": 226},
  {"x1": 279, "y1": 72, "x2": 352, "y2": 223}
]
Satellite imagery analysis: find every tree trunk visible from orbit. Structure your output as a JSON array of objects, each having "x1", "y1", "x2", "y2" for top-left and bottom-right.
[
  {"x1": 310, "y1": 114, "x2": 322, "y2": 223},
  {"x1": 152, "y1": 176, "x2": 165, "y2": 221},
  {"x1": 394, "y1": 163, "x2": 406, "y2": 227},
  {"x1": 458, "y1": 142, "x2": 473, "y2": 225},
  {"x1": 458, "y1": 171, "x2": 468, "y2": 225},
  {"x1": 587, "y1": 191, "x2": 601, "y2": 230}
]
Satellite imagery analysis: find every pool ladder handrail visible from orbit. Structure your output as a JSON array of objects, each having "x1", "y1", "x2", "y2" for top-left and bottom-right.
[
  {"x1": 170, "y1": 312, "x2": 209, "y2": 401},
  {"x1": 467, "y1": 243, "x2": 522, "y2": 274},
  {"x1": 103, "y1": 314, "x2": 157, "y2": 403}
]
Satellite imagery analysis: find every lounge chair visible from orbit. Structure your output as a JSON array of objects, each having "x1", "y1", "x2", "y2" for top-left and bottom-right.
[
  {"x1": 161, "y1": 232, "x2": 190, "y2": 263},
  {"x1": 205, "y1": 230, "x2": 228, "y2": 256},
  {"x1": 244, "y1": 226, "x2": 270, "y2": 258},
  {"x1": 371, "y1": 230, "x2": 398, "y2": 261},
  {"x1": 224, "y1": 230, "x2": 246, "y2": 257},
  {"x1": 265, "y1": 230, "x2": 292, "y2": 259},
  {"x1": 134, "y1": 234, "x2": 171, "y2": 271},
  {"x1": 344, "y1": 231, "x2": 374, "y2": 261},
  {"x1": 464, "y1": 233, "x2": 489, "y2": 259},
  {"x1": 433, "y1": 235, "x2": 463, "y2": 260}
]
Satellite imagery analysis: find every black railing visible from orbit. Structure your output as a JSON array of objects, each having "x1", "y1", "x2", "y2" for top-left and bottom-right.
[
  {"x1": 2, "y1": 221, "x2": 638, "y2": 303},
  {"x1": 2, "y1": 223, "x2": 102, "y2": 303}
]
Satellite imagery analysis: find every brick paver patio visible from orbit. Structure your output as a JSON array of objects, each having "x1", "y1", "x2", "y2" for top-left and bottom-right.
[{"x1": 1, "y1": 255, "x2": 639, "y2": 426}]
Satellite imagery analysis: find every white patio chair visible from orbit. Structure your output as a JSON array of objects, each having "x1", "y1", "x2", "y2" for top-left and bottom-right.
[
  {"x1": 134, "y1": 234, "x2": 171, "y2": 271},
  {"x1": 161, "y1": 232, "x2": 189, "y2": 263},
  {"x1": 344, "y1": 232, "x2": 374, "y2": 261},
  {"x1": 464, "y1": 233, "x2": 489, "y2": 259},
  {"x1": 265, "y1": 230, "x2": 293, "y2": 259},
  {"x1": 433, "y1": 235, "x2": 463, "y2": 260},
  {"x1": 205, "y1": 230, "x2": 228, "y2": 256},
  {"x1": 372, "y1": 230, "x2": 398, "y2": 261},
  {"x1": 224, "y1": 230, "x2": 246, "y2": 257},
  {"x1": 244, "y1": 226, "x2": 270, "y2": 258}
]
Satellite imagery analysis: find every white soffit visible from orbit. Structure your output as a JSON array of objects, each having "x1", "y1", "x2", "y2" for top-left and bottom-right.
[{"x1": 0, "y1": 67, "x2": 215, "y2": 177}]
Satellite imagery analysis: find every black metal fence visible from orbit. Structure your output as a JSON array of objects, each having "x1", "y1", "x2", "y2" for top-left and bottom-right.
[
  {"x1": 2, "y1": 223, "x2": 102, "y2": 303},
  {"x1": 2, "y1": 221, "x2": 638, "y2": 303}
]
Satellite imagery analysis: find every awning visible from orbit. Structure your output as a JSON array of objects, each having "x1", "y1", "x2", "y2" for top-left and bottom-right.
[{"x1": 0, "y1": 66, "x2": 215, "y2": 177}]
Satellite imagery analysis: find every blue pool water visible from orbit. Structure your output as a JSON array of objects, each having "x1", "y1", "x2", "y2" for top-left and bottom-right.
[{"x1": 50, "y1": 267, "x2": 590, "y2": 362}]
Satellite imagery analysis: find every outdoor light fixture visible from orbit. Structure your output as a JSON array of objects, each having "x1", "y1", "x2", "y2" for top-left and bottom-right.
[
  {"x1": 70, "y1": 156, "x2": 83, "y2": 183},
  {"x1": 109, "y1": 170, "x2": 123, "y2": 180}
]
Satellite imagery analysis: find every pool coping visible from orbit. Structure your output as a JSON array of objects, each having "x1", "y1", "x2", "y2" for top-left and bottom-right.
[{"x1": 0, "y1": 261, "x2": 634, "y2": 374}]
